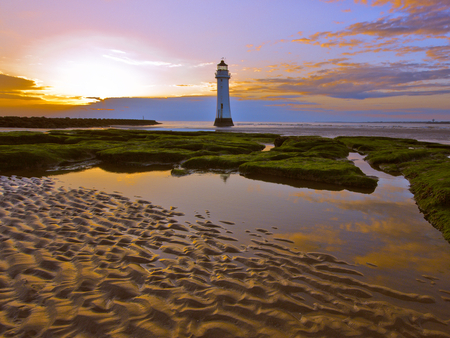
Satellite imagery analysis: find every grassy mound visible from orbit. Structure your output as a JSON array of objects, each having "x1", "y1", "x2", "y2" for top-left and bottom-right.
[
  {"x1": 182, "y1": 151, "x2": 297, "y2": 170},
  {"x1": 273, "y1": 136, "x2": 350, "y2": 158},
  {"x1": 239, "y1": 157, "x2": 377, "y2": 189},
  {"x1": 0, "y1": 130, "x2": 271, "y2": 171}
]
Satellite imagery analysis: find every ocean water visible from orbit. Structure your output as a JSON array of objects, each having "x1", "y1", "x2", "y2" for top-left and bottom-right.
[{"x1": 134, "y1": 121, "x2": 450, "y2": 145}]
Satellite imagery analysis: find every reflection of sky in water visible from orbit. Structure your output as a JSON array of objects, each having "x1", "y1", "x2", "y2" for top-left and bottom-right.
[{"x1": 51, "y1": 154, "x2": 450, "y2": 315}]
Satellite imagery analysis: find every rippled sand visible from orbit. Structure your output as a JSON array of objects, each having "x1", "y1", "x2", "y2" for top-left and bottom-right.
[{"x1": 0, "y1": 176, "x2": 449, "y2": 337}]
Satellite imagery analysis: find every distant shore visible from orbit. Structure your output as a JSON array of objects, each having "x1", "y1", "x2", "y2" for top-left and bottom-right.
[{"x1": 0, "y1": 116, "x2": 160, "y2": 129}]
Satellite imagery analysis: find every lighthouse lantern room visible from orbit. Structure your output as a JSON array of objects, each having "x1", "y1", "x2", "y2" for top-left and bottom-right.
[{"x1": 214, "y1": 60, "x2": 234, "y2": 127}]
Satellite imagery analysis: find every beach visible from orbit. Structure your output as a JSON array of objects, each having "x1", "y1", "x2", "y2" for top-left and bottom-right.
[{"x1": 1, "y1": 175, "x2": 449, "y2": 337}]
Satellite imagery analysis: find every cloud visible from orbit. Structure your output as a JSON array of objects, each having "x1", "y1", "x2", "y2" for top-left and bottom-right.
[
  {"x1": 337, "y1": 9, "x2": 450, "y2": 38},
  {"x1": 0, "y1": 73, "x2": 95, "y2": 106},
  {"x1": 357, "y1": 0, "x2": 450, "y2": 14},
  {"x1": 0, "y1": 73, "x2": 44, "y2": 91},
  {"x1": 193, "y1": 62, "x2": 214, "y2": 67},
  {"x1": 0, "y1": 73, "x2": 46, "y2": 101},
  {"x1": 103, "y1": 54, "x2": 182, "y2": 67},
  {"x1": 233, "y1": 61, "x2": 450, "y2": 100},
  {"x1": 295, "y1": 0, "x2": 450, "y2": 61},
  {"x1": 0, "y1": 93, "x2": 43, "y2": 101}
]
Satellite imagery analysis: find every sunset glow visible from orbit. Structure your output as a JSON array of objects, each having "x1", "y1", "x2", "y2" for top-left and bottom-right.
[{"x1": 1, "y1": 0, "x2": 449, "y2": 121}]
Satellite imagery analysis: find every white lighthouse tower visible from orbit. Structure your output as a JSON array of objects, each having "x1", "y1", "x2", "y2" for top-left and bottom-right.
[{"x1": 214, "y1": 60, "x2": 234, "y2": 127}]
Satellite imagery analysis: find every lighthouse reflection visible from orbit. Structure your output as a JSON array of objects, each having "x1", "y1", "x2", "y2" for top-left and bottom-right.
[{"x1": 220, "y1": 173, "x2": 231, "y2": 183}]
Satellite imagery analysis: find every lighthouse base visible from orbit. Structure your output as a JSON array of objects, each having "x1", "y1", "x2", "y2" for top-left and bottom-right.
[{"x1": 214, "y1": 118, "x2": 234, "y2": 127}]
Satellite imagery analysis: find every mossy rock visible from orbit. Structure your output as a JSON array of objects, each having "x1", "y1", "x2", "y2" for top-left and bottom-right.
[
  {"x1": 171, "y1": 168, "x2": 191, "y2": 177},
  {"x1": 239, "y1": 157, "x2": 378, "y2": 189},
  {"x1": 0, "y1": 131, "x2": 64, "y2": 145},
  {"x1": 0, "y1": 143, "x2": 102, "y2": 172},
  {"x1": 0, "y1": 146, "x2": 60, "y2": 171},
  {"x1": 336, "y1": 136, "x2": 421, "y2": 153},
  {"x1": 273, "y1": 136, "x2": 349, "y2": 158},
  {"x1": 182, "y1": 151, "x2": 298, "y2": 170},
  {"x1": 366, "y1": 149, "x2": 430, "y2": 166}
]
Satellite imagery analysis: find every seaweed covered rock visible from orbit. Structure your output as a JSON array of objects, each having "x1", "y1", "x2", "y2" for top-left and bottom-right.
[
  {"x1": 272, "y1": 136, "x2": 350, "y2": 159},
  {"x1": 239, "y1": 157, "x2": 378, "y2": 189}
]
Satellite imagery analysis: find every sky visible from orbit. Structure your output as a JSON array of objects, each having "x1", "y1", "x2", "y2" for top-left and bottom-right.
[{"x1": 0, "y1": 0, "x2": 449, "y2": 122}]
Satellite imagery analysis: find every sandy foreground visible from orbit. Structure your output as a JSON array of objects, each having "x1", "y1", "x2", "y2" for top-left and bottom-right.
[{"x1": 0, "y1": 175, "x2": 449, "y2": 337}]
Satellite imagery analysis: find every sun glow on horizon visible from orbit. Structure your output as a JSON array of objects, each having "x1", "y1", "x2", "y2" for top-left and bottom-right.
[{"x1": 11, "y1": 32, "x2": 218, "y2": 101}]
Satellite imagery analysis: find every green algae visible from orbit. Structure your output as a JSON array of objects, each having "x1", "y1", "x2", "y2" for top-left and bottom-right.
[
  {"x1": 273, "y1": 136, "x2": 350, "y2": 158},
  {"x1": 0, "y1": 142, "x2": 105, "y2": 171},
  {"x1": 182, "y1": 151, "x2": 296, "y2": 170},
  {"x1": 0, "y1": 131, "x2": 64, "y2": 145},
  {"x1": 0, "y1": 130, "x2": 273, "y2": 171},
  {"x1": 239, "y1": 157, "x2": 378, "y2": 189},
  {"x1": 171, "y1": 168, "x2": 191, "y2": 177}
]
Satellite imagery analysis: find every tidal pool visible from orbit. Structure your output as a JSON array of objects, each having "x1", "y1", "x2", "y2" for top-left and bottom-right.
[{"x1": 49, "y1": 153, "x2": 450, "y2": 320}]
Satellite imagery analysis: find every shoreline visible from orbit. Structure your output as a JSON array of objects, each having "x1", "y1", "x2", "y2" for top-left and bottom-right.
[{"x1": 1, "y1": 175, "x2": 449, "y2": 337}]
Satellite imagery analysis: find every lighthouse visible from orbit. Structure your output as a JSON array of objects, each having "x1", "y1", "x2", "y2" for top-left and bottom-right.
[{"x1": 214, "y1": 60, "x2": 234, "y2": 127}]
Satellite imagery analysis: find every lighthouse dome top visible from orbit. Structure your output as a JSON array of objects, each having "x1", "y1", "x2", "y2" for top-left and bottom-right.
[{"x1": 217, "y1": 60, "x2": 228, "y2": 71}]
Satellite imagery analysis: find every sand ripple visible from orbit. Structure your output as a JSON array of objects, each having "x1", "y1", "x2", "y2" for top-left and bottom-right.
[{"x1": 0, "y1": 175, "x2": 449, "y2": 337}]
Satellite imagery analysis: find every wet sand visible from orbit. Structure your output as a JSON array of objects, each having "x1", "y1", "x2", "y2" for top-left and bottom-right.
[{"x1": 1, "y1": 175, "x2": 449, "y2": 337}]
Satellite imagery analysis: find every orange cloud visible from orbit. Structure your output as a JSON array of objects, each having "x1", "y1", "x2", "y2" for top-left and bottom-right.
[
  {"x1": 298, "y1": 0, "x2": 450, "y2": 63},
  {"x1": 291, "y1": 37, "x2": 315, "y2": 44},
  {"x1": 280, "y1": 63, "x2": 303, "y2": 73},
  {"x1": 356, "y1": 0, "x2": 450, "y2": 13},
  {"x1": 232, "y1": 61, "x2": 450, "y2": 101},
  {"x1": 425, "y1": 46, "x2": 450, "y2": 62},
  {"x1": 0, "y1": 73, "x2": 46, "y2": 101},
  {"x1": 0, "y1": 72, "x2": 97, "y2": 112}
]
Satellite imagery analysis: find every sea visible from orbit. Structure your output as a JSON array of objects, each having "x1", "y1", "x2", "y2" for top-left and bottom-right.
[{"x1": 130, "y1": 121, "x2": 450, "y2": 145}]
